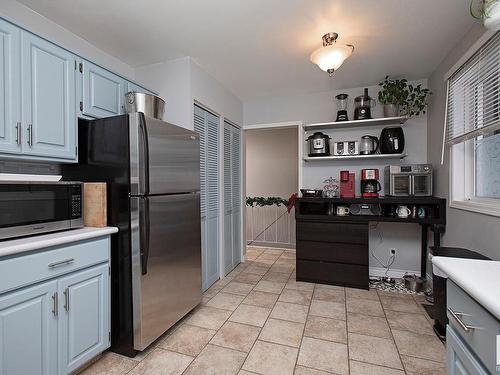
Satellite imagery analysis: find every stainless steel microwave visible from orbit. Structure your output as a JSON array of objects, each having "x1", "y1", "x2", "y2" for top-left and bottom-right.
[
  {"x1": 384, "y1": 165, "x2": 432, "y2": 196},
  {"x1": 0, "y1": 181, "x2": 84, "y2": 240}
]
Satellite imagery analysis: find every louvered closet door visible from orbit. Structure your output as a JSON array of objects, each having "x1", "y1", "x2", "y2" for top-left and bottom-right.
[
  {"x1": 194, "y1": 105, "x2": 219, "y2": 291},
  {"x1": 223, "y1": 122, "x2": 242, "y2": 275}
]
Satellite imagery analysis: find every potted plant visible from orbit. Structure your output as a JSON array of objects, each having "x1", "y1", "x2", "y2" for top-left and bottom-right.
[
  {"x1": 378, "y1": 76, "x2": 409, "y2": 117},
  {"x1": 378, "y1": 76, "x2": 432, "y2": 118},
  {"x1": 470, "y1": 0, "x2": 500, "y2": 30}
]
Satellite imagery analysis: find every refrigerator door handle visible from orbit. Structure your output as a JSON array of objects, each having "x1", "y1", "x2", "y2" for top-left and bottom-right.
[
  {"x1": 139, "y1": 197, "x2": 150, "y2": 275},
  {"x1": 139, "y1": 115, "x2": 150, "y2": 195}
]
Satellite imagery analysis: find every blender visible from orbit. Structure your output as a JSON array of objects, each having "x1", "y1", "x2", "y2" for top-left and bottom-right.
[
  {"x1": 335, "y1": 93, "x2": 350, "y2": 121},
  {"x1": 354, "y1": 88, "x2": 376, "y2": 120}
]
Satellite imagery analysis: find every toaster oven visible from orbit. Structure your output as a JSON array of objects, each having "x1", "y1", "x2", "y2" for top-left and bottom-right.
[
  {"x1": 384, "y1": 164, "x2": 432, "y2": 196},
  {"x1": 0, "y1": 181, "x2": 84, "y2": 240}
]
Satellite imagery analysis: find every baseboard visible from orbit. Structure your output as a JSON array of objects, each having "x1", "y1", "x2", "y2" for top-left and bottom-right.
[
  {"x1": 369, "y1": 267, "x2": 420, "y2": 279},
  {"x1": 246, "y1": 241, "x2": 296, "y2": 250}
]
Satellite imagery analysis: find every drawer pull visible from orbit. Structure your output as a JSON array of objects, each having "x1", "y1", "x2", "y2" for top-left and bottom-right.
[
  {"x1": 48, "y1": 258, "x2": 75, "y2": 268},
  {"x1": 448, "y1": 307, "x2": 479, "y2": 332}
]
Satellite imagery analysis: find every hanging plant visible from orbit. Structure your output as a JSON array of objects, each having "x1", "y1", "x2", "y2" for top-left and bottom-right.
[{"x1": 246, "y1": 196, "x2": 289, "y2": 207}]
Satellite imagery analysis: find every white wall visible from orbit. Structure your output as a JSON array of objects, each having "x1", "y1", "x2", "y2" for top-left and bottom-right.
[
  {"x1": 246, "y1": 128, "x2": 298, "y2": 198},
  {"x1": 427, "y1": 23, "x2": 500, "y2": 261},
  {"x1": 0, "y1": 0, "x2": 134, "y2": 79},
  {"x1": 135, "y1": 57, "x2": 243, "y2": 130},
  {"x1": 244, "y1": 82, "x2": 429, "y2": 276}
]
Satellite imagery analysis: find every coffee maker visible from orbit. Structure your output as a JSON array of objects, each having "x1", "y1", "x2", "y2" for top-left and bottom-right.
[
  {"x1": 354, "y1": 88, "x2": 376, "y2": 120},
  {"x1": 360, "y1": 169, "x2": 381, "y2": 198},
  {"x1": 340, "y1": 170, "x2": 355, "y2": 198},
  {"x1": 335, "y1": 93, "x2": 349, "y2": 121}
]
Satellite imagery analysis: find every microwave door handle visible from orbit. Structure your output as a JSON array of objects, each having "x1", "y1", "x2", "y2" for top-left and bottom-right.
[
  {"x1": 409, "y1": 175, "x2": 415, "y2": 196},
  {"x1": 139, "y1": 197, "x2": 150, "y2": 275}
]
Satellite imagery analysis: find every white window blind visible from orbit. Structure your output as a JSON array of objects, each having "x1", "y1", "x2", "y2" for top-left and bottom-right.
[{"x1": 445, "y1": 31, "x2": 500, "y2": 147}]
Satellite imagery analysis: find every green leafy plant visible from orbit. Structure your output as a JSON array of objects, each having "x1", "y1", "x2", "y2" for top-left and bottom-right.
[
  {"x1": 470, "y1": 0, "x2": 498, "y2": 20},
  {"x1": 246, "y1": 196, "x2": 289, "y2": 207},
  {"x1": 378, "y1": 76, "x2": 409, "y2": 106},
  {"x1": 378, "y1": 76, "x2": 432, "y2": 117}
]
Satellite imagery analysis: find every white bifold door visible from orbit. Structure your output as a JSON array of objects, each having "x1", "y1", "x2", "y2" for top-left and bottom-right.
[
  {"x1": 223, "y1": 121, "x2": 242, "y2": 275},
  {"x1": 194, "y1": 105, "x2": 220, "y2": 291}
]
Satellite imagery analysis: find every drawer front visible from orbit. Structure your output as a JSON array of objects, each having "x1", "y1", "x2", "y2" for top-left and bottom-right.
[
  {"x1": 447, "y1": 280, "x2": 500, "y2": 374},
  {"x1": 447, "y1": 325, "x2": 489, "y2": 375},
  {"x1": 296, "y1": 240, "x2": 368, "y2": 265},
  {"x1": 0, "y1": 236, "x2": 110, "y2": 295},
  {"x1": 296, "y1": 221, "x2": 368, "y2": 244},
  {"x1": 296, "y1": 259, "x2": 368, "y2": 289}
]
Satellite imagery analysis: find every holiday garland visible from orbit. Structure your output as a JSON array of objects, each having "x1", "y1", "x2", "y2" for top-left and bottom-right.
[{"x1": 246, "y1": 196, "x2": 289, "y2": 207}]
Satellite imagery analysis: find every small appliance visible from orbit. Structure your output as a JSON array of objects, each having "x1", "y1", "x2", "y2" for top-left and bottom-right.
[
  {"x1": 379, "y1": 126, "x2": 405, "y2": 154},
  {"x1": 384, "y1": 164, "x2": 432, "y2": 196},
  {"x1": 0, "y1": 181, "x2": 83, "y2": 240},
  {"x1": 307, "y1": 132, "x2": 331, "y2": 157},
  {"x1": 349, "y1": 203, "x2": 382, "y2": 216},
  {"x1": 339, "y1": 170, "x2": 355, "y2": 198},
  {"x1": 360, "y1": 169, "x2": 381, "y2": 198},
  {"x1": 354, "y1": 88, "x2": 376, "y2": 120},
  {"x1": 333, "y1": 141, "x2": 359, "y2": 156},
  {"x1": 300, "y1": 189, "x2": 323, "y2": 198},
  {"x1": 335, "y1": 93, "x2": 350, "y2": 121},
  {"x1": 359, "y1": 135, "x2": 379, "y2": 155}
]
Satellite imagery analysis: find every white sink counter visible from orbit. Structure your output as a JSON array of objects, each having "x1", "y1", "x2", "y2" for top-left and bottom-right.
[
  {"x1": 432, "y1": 256, "x2": 500, "y2": 321},
  {"x1": 0, "y1": 227, "x2": 118, "y2": 258}
]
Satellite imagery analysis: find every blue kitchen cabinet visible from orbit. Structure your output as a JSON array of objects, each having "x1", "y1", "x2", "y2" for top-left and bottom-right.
[
  {"x1": 0, "y1": 280, "x2": 59, "y2": 375},
  {"x1": 58, "y1": 264, "x2": 110, "y2": 374},
  {"x1": 22, "y1": 32, "x2": 77, "y2": 160},
  {"x1": 447, "y1": 326, "x2": 488, "y2": 375},
  {"x1": 0, "y1": 18, "x2": 22, "y2": 155},
  {"x1": 81, "y1": 60, "x2": 126, "y2": 118}
]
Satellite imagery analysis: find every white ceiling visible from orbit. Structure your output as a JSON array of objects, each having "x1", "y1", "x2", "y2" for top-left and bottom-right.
[{"x1": 18, "y1": 0, "x2": 475, "y2": 101}]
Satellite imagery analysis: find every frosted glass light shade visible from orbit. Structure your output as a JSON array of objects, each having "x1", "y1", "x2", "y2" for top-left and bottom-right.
[{"x1": 310, "y1": 44, "x2": 354, "y2": 73}]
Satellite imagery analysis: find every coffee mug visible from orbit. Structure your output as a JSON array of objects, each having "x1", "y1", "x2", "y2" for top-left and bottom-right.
[
  {"x1": 336, "y1": 206, "x2": 350, "y2": 216},
  {"x1": 418, "y1": 207, "x2": 426, "y2": 219},
  {"x1": 396, "y1": 205, "x2": 411, "y2": 218}
]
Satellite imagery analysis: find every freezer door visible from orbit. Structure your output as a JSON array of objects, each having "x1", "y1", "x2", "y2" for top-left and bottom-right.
[
  {"x1": 129, "y1": 113, "x2": 200, "y2": 195},
  {"x1": 130, "y1": 193, "x2": 202, "y2": 351}
]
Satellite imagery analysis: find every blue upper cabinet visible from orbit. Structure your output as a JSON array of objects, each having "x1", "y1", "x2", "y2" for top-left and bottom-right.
[
  {"x1": 81, "y1": 60, "x2": 126, "y2": 118},
  {"x1": 0, "y1": 19, "x2": 22, "y2": 155},
  {"x1": 22, "y1": 32, "x2": 77, "y2": 160}
]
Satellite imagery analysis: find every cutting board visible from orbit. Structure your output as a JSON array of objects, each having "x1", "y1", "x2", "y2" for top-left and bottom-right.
[{"x1": 83, "y1": 183, "x2": 107, "y2": 227}]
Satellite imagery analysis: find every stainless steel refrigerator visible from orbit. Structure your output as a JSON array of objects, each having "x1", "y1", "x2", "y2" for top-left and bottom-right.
[{"x1": 62, "y1": 113, "x2": 202, "y2": 357}]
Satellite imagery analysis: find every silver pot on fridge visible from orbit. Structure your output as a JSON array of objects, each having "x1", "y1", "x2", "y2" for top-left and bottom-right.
[
  {"x1": 307, "y1": 132, "x2": 331, "y2": 157},
  {"x1": 125, "y1": 92, "x2": 165, "y2": 120}
]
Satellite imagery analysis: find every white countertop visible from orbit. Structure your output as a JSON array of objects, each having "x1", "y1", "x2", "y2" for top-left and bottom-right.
[
  {"x1": 432, "y1": 256, "x2": 500, "y2": 321},
  {"x1": 0, "y1": 227, "x2": 118, "y2": 258}
]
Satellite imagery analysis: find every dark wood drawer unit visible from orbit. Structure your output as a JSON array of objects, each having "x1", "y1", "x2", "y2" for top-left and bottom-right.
[
  {"x1": 296, "y1": 240, "x2": 368, "y2": 265},
  {"x1": 296, "y1": 222, "x2": 368, "y2": 244},
  {"x1": 296, "y1": 260, "x2": 369, "y2": 289}
]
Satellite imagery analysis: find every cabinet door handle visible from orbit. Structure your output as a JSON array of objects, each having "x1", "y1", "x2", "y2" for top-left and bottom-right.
[
  {"x1": 15, "y1": 122, "x2": 21, "y2": 145},
  {"x1": 447, "y1": 307, "x2": 479, "y2": 332},
  {"x1": 48, "y1": 258, "x2": 75, "y2": 268},
  {"x1": 63, "y1": 287, "x2": 70, "y2": 311},
  {"x1": 52, "y1": 292, "x2": 58, "y2": 317},
  {"x1": 27, "y1": 124, "x2": 33, "y2": 146}
]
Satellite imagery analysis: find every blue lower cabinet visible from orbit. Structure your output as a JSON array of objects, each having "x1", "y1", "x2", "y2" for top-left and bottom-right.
[
  {"x1": 447, "y1": 326, "x2": 489, "y2": 375},
  {"x1": 58, "y1": 264, "x2": 110, "y2": 374},
  {"x1": 0, "y1": 280, "x2": 58, "y2": 375},
  {"x1": 82, "y1": 61, "x2": 125, "y2": 118}
]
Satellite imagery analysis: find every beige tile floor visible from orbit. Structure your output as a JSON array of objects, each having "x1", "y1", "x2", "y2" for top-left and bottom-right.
[{"x1": 79, "y1": 246, "x2": 446, "y2": 375}]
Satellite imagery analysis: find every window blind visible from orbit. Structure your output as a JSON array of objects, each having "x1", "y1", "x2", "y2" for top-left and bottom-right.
[{"x1": 445, "y1": 31, "x2": 500, "y2": 146}]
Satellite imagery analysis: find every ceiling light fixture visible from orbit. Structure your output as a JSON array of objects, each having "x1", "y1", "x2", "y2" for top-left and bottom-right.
[{"x1": 310, "y1": 32, "x2": 354, "y2": 76}]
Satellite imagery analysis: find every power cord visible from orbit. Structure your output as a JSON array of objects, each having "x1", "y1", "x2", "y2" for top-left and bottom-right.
[{"x1": 369, "y1": 223, "x2": 396, "y2": 284}]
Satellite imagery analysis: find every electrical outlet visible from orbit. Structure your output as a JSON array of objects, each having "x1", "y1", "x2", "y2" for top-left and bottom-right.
[{"x1": 390, "y1": 248, "x2": 397, "y2": 257}]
